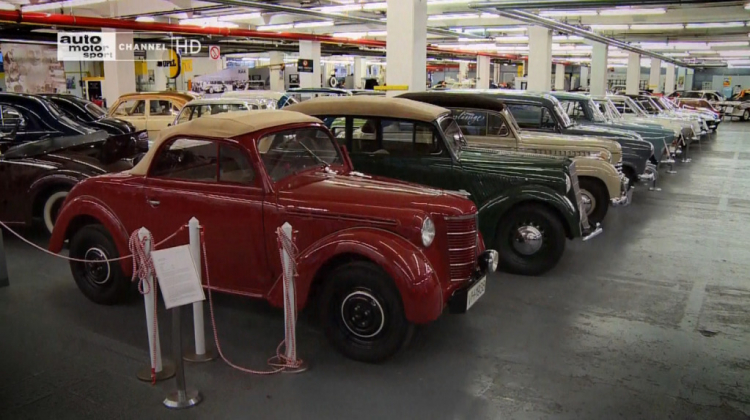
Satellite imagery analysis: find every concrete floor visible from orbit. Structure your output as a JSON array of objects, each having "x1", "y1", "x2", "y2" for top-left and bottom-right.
[{"x1": 1, "y1": 122, "x2": 750, "y2": 420}]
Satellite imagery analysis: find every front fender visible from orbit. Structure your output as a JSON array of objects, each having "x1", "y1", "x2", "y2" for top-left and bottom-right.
[
  {"x1": 622, "y1": 152, "x2": 647, "y2": 176},
  {"x1": 49, "y1": 194, "x2": 132, "y2": 275},
  {"x1": 573, "y1": 158, "x2": 620, "y2": 199},
  {"x1": 478, "y1": 185, "x2": 579, "y2": 249},
  {"x1": 266, "y1": 227, "x2": 443, "y2": 324}
]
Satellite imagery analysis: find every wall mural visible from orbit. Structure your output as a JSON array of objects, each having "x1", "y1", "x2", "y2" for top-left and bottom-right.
[{"x1": 1, "y1": 43, "x2": 66, "y2": 94}]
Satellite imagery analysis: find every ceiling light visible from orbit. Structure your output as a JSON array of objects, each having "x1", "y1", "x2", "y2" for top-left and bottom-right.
[
  {"x1": 367, "y1": 31, "x2": 387, "y2": 37},
  {"x1": 459, "y1": 37, "x2": 493, "y2": 42},
  {"x1": 553, "y1": 35, "x2": 584, "y2": 41},
  {"x1": 362, "y1": 2, "x2": 387, "y2": 10},
  {"x1": 719, "y1": 50, "x2": 750, "y2": 56},
  {"x1": 639, "y1": 42, "x2": 670, "y2": 50},
  {"x1": 689, "y1": 50, "x2": 718, "y2": 55},
  {"x1": 315, "y1": 5, "x2": 362, "y2": 13},
  {"x1": 428, "y1": 0, "x2": 472, "y2": 4},
  {"x1": 728, "y1": 59, "x2": 750, "y2": 64},
  {"x1": 686, "y1": 22, "x2": 745, "y2": 29},
  {"x1": 23, "y1": 0, "x2": 106, "y2": 11},
  {"x1": 293, "y1": 21, "x2": 334, "y2": 28},
  {"x1": 135, "y1": 16, "x2": 155, "y2": 23},
  {"x1": 664, "y1": 53, "x2": 690, "y2": 57},
  {"x1": 180, "y1": 18, "x2": 239, "y2": 28},
  {"x1": 495, "y1": 35, "x2": 529, "y2": 43},
  {"x1": 0, "y1": 1, "x2": 14, "y2": 10},
  {"x1": 670, "y1": 42, "x2": 710, "y2": 50},
  {"x1": 630, "y1": 24, "x2": 684, "y2": 30},
  {"x1": 551, "y1": 51, "x2": 591, "y2": 56},
  {"x1": 709, "y1": 41, "x2": 749, "y2": 47},
  {"x1": 257, "y1": 23, "x2": 293, "y2": 31},
  {"x1": 539, "y1": 10, "x2": 598, "y2": 17},
  {"x1": 486, "y1": 27, "x2": 527, "y2": 33},
  {"x1": 428, "y1": 13, "x2": 480, "y2": 20},
  {"x1": 480, "y1": 12, "x2": 499, "y2": 18},
  {"x1": 332, "y1": 32, "x2": 366, "y2": 39},
  {"x1": 598, "y1": 8, "x2": 665, "y2": 16},
  {"x1": 589, "y1": 24, "x2": 629, "y2": 31},
  {"x1": 220, "y1": 12, "x2": 262, "y2": 21},
  {"x1": 729, "y1": 65, "x2": 750, "y2": 68}
]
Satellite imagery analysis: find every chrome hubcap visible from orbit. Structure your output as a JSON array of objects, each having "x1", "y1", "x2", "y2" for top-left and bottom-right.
[
  {"x1": 84, "y1": 248, "x2": 110, "y2": 286},
  {"x1": 513, "y1": 225, "x2": 544, "y2": 256},
  {"x1": 340, "y1": 291, "x2": 385, "y2": 339},
  {"x1": 580, "y1": 189, "x2": 596, "y2": 217}
]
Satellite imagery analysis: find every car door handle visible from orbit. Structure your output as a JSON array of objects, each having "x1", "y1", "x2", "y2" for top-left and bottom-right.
[{"x1": 147, "y1": 199, "x2": 160, "y2": 207}]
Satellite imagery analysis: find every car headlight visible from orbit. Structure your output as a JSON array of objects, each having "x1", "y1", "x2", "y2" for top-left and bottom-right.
[
  {"x1": 565, "y1": 174, "x2": 572, "y2": 193},
  {"x1": 421, "y1": 217, "x2": 435, "y2": 248}
]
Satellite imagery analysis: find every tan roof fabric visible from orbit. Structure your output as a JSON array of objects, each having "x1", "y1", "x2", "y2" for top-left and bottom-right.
[
  {"x1": 129, "y1": 110, "x2": 321, "y2": 176},
  {"x1": 285, "y1": 96, "x2": 450, "y2": 122}
]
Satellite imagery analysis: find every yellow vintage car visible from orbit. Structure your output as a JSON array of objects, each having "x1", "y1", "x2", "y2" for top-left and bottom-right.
[{"x1": 107, "y1": 91, "x2": 193, "y2": 139}]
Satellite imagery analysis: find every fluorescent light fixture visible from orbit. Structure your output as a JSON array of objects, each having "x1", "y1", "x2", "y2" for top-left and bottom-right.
[
  {"x1": 599, "y1": 8, "x2": 665, "y2": 16},
  {"x1": 294, "y1": 21, "x2": 334, "y2": 28},
  {"x1": 428, "y1": 13, "x2": 479, "y2": 20},
  {"x1": 221, "y1": 12, "x2": 262, "y2": 21},
  {"x1": 708, "y1": 41, "x2": 749, "y2": 47},
  {"x1": 729, "y1": 65, "x2": 750, "y2": 68},
  {"x1": 23, "y1": 0, "x2": 106, "y2": 11},
  {"x1": 664, "y1": 53, "x2": 690, "y2": 57},
  {"x1": 630, "y1": 24, "x2": 684, "y2": 30},
  {"x1": 257, "y1": 23, "x2": 293, "y2": 31},
  {"x1": 608, "y1": 52, "x2": 630, "y2": 58},
  {"x1": 670, "y1": 42, "x2": 710, "y2": 50},
  {"x1": 362, "y1": 2, "x2": 387, "y2": 10},
  {"x1": 728, "y1": 59, "x2": 750, "y2": 64},
  {"x1": 495, "y1": 35, "x2": 529, "y2": 43},
  {"x1": 553, "y1": 35, "x2": 584, "y2": 41},
  {"x1": 367, "y1": 31, "x2": 388, "y2": 37},
  {"x1": 315, "y1": 5, "x2": 362, "y2": 12},
  {"x1": 686, "y1": 22, "x2": 745, "y2": 29},
  {"x1": 332, "y1": 32, "x2": 366, "y2": 39},
  {"x1": 486, "y1": 26, "x2": 527, "y2": 33},
  {"x1": 589, "y1": 24, "x2": 629, "y2": 31},
  {"x1": 135, "y1": 16, "x2": 155, "y2": 23},
  {"x1": 480, "y1": 12, "x2": 499, "y2": 18},
  {"x1": 551, "y1": 51, "x2": 591, "y2": 56},
  {"x1": 689, "y1": 50, "x2": 718, "y2": 55},
  {"x1": 180, "y1": 18, "x2": 239, "y2": 28},
  {"x1": 639, "y1": 42, "x2": 670, "y2": 49},
  {"x1": 428, "y1": 0, "x2": 472, "y2": 4},
  {"x1": 0, "y1": 1, "x2": 15, "y2": 10},
  {"x1": 539, "y1": 10, "x2": 598, "y2": 17},
  {"x1": 459, "y1": 37, "x2": 494, "y2": 42},
  {"x1": 365, "y1": 61, "x2": 387, "y2": 66},
  {"x1": 718, "y1": 50, "x2": 750, "y2": 56}
]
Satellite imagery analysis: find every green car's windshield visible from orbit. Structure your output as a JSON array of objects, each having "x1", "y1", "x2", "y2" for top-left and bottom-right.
[
  {"x1": 586, "y1": 99, "x2": 608, "y2": 123},
  {"x1": 439, "y1": 117, "x2": 467, "y2": 155},
  {"x1": 549, "y1": 96, "x2": 573, "y2": 128}
]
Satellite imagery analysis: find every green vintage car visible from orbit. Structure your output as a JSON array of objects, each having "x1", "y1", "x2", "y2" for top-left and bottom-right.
[{"x1": 286, "y1": 96, "x2": 602, "y2": 276}]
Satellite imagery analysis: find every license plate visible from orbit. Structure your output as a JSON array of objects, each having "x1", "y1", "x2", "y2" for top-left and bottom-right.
[{"x1": 466, "y1": 276, "x2": 486, "y2": 310}]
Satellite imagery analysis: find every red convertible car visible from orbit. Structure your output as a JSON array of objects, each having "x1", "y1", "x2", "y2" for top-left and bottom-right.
[{"x1": 49, "y1": 110, "x2": 496, "y2": 362}]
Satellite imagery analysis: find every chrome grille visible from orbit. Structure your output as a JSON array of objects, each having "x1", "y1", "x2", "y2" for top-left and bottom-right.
[
  {"x1": 445, "y1": 214, "x2": 478, "y2": 283},
  {"x1": 614, "y1": 162, "x2": 623, "y2": 175},
  {"x1": 569, "y1": 162, "x2": 590, "y2": 229}
]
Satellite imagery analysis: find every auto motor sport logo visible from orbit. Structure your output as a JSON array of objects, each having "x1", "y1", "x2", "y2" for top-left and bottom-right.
[{"x1": 57, "y1": 31, "x2": 202, "y2": 61}]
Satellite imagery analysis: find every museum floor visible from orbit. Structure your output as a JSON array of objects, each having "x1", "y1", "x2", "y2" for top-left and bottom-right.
[{"x1": 1, "y1": 123, "x2": 750, "y2": 420}]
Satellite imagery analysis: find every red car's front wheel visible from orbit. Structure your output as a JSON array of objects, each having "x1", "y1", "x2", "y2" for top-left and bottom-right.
[{"x1": 69, "y1": 225, "x2": 130, "y2": 305}]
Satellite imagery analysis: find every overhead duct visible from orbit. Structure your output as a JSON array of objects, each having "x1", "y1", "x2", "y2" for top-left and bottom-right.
[
  {"x1": 469, "y1": 7, "x2": 705, "y2": 67},
  {"x1": 207, "y1": 0, "x2": 483, "y2": 39},
  {"x1": 469, "y1": 0, "x2": 734, "y2": 9}
]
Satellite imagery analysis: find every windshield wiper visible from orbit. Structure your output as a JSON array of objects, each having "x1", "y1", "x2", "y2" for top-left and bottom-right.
[{"x1": 296, "y1": 139, "x2": 330, "y2": 168}]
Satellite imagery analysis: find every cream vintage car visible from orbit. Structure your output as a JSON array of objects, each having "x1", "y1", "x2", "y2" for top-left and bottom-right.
[
  {"x1": 107, "y1": 92, "x2": 193, "y2": 139},
  {"x1": 401, "y1": 91, "x2": 630, "y2": 225}
]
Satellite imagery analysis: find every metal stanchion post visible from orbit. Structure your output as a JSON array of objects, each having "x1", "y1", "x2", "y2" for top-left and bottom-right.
[
  {"x1": 184, "y1": 217, "x2": 216, "y2": 363},
  {"x1": 164, "y1": 305, "x2": 202, "y2": 409},
  {"x1": 137, "y1": 228, "x2": 175, "y2": 382},
  {"x1": 0, "y1": 227, "x2": 8, "y2": 288}
]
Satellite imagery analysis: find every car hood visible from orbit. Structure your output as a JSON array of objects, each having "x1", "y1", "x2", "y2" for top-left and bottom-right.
[
  {"x1": 518, "y1": 131, "x2": 621, "y2": 154},
  {"x1": 458, "y1": 147, "x2": 569, "y2": 186},
  {"x1": 277, "y1": 169, "x2": 477, "y2": 218},
  {"x1": 566, "y1": 123, "x2": 652, "y2": 155},
  {"x1": 2, "y1": 131, "x2": 110, "y2": 159},
  {"x1": 89, "y1": 117, "x2": 136, "y2": 134},
  {"x1": 7, "y1": 150, "x2": 132, "y2": 176}
]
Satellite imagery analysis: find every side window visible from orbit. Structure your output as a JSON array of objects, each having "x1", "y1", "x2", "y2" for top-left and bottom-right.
[
  {"x1": 113, "y1": 99, "x2": 144, "y2": 117},
  {"x1": 541, "y1": 108, "x2": 556, "y2": 129},
  {"x1": 352, "y1": 118, "x2": 379, "y2": 153},
  {"x1": 0, "y1": 105, "x2": 26, "y2": 130},
  {"x1": 150, "y1": 138, "x2": 218, "y2": 182},
  {"x1": 488, "y1": 113, "x2": 510, "y2": 137},
  {"x1": 218, "y1": 144, "x2": 255, "y2": 185},
  {"x1": 614, "y1": 102, "x2": 630, "y2": 114},
  {"x1": 452, "y1": 109, "x2": 488, "y2": 136},
  {"x1": 175, "y1": 107, "x2": 193, "y2": 125},
  {"x1": 506, "y1": 104, "x2": 543, "y2": 129},
  {"x1": 559, "y1": 100, "x2": 585, "y2": 120},
  {"x1": 150, "y1": 100, "x2": 177, "y2": 116},
  {"x1": 325, "y1": 116, "x2": 347, "y2": 139},
  {"x1": 380, "y1": 119, "x2": 438, "y2": 156}
]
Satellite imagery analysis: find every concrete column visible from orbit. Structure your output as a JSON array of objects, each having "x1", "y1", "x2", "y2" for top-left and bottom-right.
[
  {"x1": 685, "y1": 68, "x2": 694, "y2": 91},
  {"x1": 102, "y1": 29, "x2": 136, "y2": 108},
  {"x1": 353, "y1": 57, "x2": 366, "y2": 89},
  {"x1": 528, "y1": 25, "x2": 552, "y2": 92},
  {"x1": 554, "y1": 63, "x2": 565, "y2": 91},
  {"x1": 677, "y1": 67, "x2": 686, "y2": 91},
  {"x1": 626, "y1": 52, "x2": 640, "y2": 95},
  {"x1": 580, "y1": 66, "x2": 589, "y2": 90},
  {"x1": 664, "y1": 63, "x2": 676, "y2": 94},
  {"x1": 476, "y1": 56, "x2": 491, "y2": 90},
  {"x1": 589, "y1": 42, "x2": 608, "y2": 96},
  {"x1": 386, "y1": 0, "x2": 427, "y2": 95},
  {"x1": 649, "y1": 58, "x2": 662, "y2": 93},
  {"x1": 298, "y1": 40, "x2": 321, "y2": 89},
  {"x1": 493, "y1": 63, "x2": 501, "y2": 85},
  {"x1": 458, "y1": 61, "x2": 469, "y2": 82},
  {"x1": 268, "y1": 51, "x2": 285, "y2": 92}
]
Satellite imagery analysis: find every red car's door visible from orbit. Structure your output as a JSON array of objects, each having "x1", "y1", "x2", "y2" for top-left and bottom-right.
[{"x1": 142, "y1": 137, "x2": 271, "y2": 296}]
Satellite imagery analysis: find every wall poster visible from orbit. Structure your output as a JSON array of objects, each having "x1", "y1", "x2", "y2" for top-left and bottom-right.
[{"x1": 1, "y1": 43, "x2": 66, "y2": 93}]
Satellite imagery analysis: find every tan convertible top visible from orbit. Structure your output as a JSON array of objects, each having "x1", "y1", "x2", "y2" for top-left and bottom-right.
[
  {"x1": 285, "y1": 96, "x2": 450, "y2": 122},
  {"x1": 129, "y1": 110, "x2": 321, "y2": 175}
]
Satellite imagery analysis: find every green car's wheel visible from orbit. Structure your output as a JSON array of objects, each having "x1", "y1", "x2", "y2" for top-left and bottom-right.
[{"x1": 496, "y1": 204, "x2": 566, "y2": 276}]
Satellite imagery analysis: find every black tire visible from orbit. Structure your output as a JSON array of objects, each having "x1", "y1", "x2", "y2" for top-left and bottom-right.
[
  {"x1": 69, "y1": 224, "x2": 130, "y2": 305},
  {"x1": 743, "y1": 110, "x2": 750, "y2": 122},
  {"x1": 319, "y1": 261, "x2": 414, "y2": 363},
  {"x1": 578, "y1": 177, "x2": 610, "y2": 226},
  {"x1": 496, "y1": 204, "x2": 566, "y2": 276},
  {"x1": 621, "y1": 166, "x2": 639, "y2": 188}
]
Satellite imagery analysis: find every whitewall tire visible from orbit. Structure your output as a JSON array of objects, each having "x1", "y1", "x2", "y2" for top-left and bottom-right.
[{"x1": 43, "y1": 190, "x2": 69, "y2": 234}]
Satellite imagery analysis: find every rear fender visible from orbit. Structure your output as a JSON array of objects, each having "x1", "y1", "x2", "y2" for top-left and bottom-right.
[
  {"x1": 266, "y1": 227, "x2": 443, "y2": 324},
  {"x1": 478, "y1": 185, "x2": 579, "y2": 248},
  {"x1": 48, "y1": 195, "x2": 132, "y2": 275}
]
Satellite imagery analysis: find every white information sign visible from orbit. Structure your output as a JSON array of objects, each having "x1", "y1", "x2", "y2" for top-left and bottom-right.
[{"x1": 152, "y1": 245, "x2": 205, "y2": 309}]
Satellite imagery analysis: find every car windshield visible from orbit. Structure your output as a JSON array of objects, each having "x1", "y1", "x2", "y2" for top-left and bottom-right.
[
  {"x1": 46, "y1": 101, "x2": 96, "y2": 133},
  {"x1": 551, "y1": 98, "x2": 573, "y2": 128},
  {"x1": 683, "y1": 91, "x2": 702, "y2": 99},
  {"x1": 258, "y1": 127, "x2": 343, "y2": 182},
  {"x1": 83, "y1": 101, "x2": 107, "y2": 119},
  {"x1": 657, "y1": 97, "x2": 676, "y2": 110},
  {"x1": 502, "y1": 109, "x2": 522, "y2": 133},
  {"x1": 439, "y1": 116, "x2": 467, "y2": 155},
  {"x1": 585, "y1": 99, "x2": 607, "y2": 123}
]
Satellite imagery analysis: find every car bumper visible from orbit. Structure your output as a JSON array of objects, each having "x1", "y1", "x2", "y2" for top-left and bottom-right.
[
  {"x1": 447, "y1": 250, "x2": 497, "y2": 314},
  {"x1": 611, "y1": 177, "x2": 632, "y2": 207}
]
